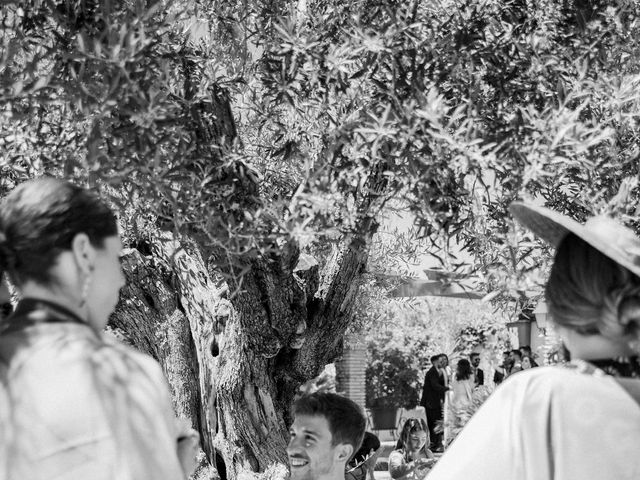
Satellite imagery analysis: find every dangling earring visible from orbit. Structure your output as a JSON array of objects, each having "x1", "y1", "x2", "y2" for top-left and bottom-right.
[{"x1": 79, "y1": 274, "x2": 92, "y2": 308}]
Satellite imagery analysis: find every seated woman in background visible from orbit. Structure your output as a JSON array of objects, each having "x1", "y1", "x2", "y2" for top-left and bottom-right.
[
  {"x1": 0, "y1": 178, "x2": 198, "y2": 480},
  {"x1": 388, "y1": 418, "x2": 436, "y2": 480},
  {"x1": 427, "y1": 202, "x2": 640, "y2": 480}
]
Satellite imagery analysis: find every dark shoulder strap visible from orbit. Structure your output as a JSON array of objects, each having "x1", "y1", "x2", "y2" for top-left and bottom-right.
[{"x1": 0, "y1": 298, "x2": 86, "y2": 336}]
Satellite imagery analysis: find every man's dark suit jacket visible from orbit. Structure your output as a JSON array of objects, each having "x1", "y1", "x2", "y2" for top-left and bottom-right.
[
  {"x1": 475, "y1": 368, "x2": 484, "y2": 386},
  {"x1": 420, "y1": 366, "x2": 447, "y2": 409}
]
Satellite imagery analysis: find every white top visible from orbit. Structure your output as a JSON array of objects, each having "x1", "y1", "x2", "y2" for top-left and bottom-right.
[
  {"x1": 427, "y1": 366, "x2": 640, "y2": 480},
  {"x1": 449, "y1": 378, "x2": 473, "y2": 409},
  {"x1": 0, "y1": 322, "x2": 185, "y2": 480},
  {"x1": 389, "y1": 450, "x2": 432, "y2": 480}
]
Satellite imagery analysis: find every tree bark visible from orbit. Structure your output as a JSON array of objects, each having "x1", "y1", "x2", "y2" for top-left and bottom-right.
[
  {"x1": 109, "y1": 219, "x2": 380, "y2": 480},
  {"x1": 108, "y1": 147, "x2": 388, "y2": 480},
  {"x1": 111, "y1": 249, "x2": 201, "y2": 425}
]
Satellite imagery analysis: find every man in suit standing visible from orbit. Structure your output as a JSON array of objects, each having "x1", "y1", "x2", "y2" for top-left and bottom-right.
[
  {"x1": 470, "y1": 352, "x2": 484, "y2": 387},
  {"x1": 420, "y1": 354, "x2": 449, "y2": 452},
  {"x1": 509, "y1": 349, "x2": 523, "y2": 374}
]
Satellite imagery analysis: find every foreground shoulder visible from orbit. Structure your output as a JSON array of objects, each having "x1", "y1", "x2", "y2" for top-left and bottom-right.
[
  {"x1": 508, "y1": 365, "x2": 613, "y2": 385},
  {"x1": 498, "y1": 366, "x2": 636, "y2": 407},
  {"x1": 91, "y1": 336, "x2": 168, "y2": 391}
]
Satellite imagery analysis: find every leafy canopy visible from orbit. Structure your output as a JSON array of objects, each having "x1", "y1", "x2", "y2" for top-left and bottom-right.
[{"x1": 1, "y1": 0, "x2": 640, "y2": 302}]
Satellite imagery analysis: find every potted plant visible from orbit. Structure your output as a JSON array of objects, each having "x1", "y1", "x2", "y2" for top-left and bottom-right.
[{"x1": 366, "y1": 346, "x2": 420, "y2": 430}]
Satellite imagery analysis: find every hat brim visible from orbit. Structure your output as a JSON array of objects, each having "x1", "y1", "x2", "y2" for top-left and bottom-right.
[
  {"x1": 509, "y1": 202, "x2": 640, "y2": 279},
  {"x1": 508, "y1": 203, "x2": 579, "y2": 247}
]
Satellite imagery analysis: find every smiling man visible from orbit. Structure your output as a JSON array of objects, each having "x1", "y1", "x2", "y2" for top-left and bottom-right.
[{"x1": 288, "y1": 392, "x2": 366, "y2": 480}]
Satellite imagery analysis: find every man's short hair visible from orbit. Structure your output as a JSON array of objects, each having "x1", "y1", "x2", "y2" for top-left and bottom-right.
[
  {"x1": 292, "y1": 392, "x2": 366, "y2": 455},
  {"x1": 470, "y1": 352, "x2": 480, "y2": 359},
  {"x1": 430, "y1": 354, "x2": 441, "y2": 363}
]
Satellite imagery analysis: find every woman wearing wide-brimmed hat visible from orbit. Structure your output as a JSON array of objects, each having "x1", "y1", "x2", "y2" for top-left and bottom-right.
[
  {"x1": 427, "y1": 203, "x2": 640, "y2": 480},
  {"x1": 0, "y1": 178, "x2": 199, "y2": 479}
]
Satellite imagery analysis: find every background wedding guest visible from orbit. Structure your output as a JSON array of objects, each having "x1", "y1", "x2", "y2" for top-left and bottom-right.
[
  {"x1": 420, "y1": 355, "x2": 449, "y2": 452},
  {"x1": 450, "y1": 359, "x2": 473, "y2": 410},
  {"x1": 439, "y1": 354, "x2": 451, "y2": 386},
  {"x1": 508, "y1": 349, "x2": 522, "y2": 374},
  {"x1": 427, "y1": 202, "x2": 640, "y2": 480},
  {"x1": 470, "y1": 352, "x2": 484, "y2": 386},
  {"x1": 438, "y1": 353, "x2": 452, "y2": 447},
  {"x1": 492, "y1": 351, "x2": 510, "y2": 385},
  {"x1": 388, "y1": 418, "x2": 436, "y2": 480},
  {"x1": 519, "y1": 345, "x2": 539, "y2": 367},
  {"x1": 288, "y1": 392, "x2": 366, "y2": 480},
  {"x1": 346, "y1": 431, "x2": 381, "y2": 480},
  {"x1": 0, "y1": 177, "x2": 199, "y2": 479}
]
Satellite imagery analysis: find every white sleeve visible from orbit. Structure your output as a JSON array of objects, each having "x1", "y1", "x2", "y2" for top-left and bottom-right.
[
  {"x1": 427, "y1": 367, "x2": 640, "y2": 480},
  {"x1": 89, "y1": 344, "x2": 186, "y2": 480},
  {"x1": 388, "y1": 451, "x2": 412, "y2": 479},
  {"x1": 426, "y1": 373, "x2": 552, "y2": 480}
]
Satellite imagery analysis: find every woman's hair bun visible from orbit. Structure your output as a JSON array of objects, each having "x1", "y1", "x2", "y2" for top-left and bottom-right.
[{"x1": 616, "y1": 293, "x2": 640, "y2": 339}]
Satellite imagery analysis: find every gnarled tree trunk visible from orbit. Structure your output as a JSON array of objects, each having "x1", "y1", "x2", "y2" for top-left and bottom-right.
[{"x1": 109, "y1": 214, "x2": 380, "y2": 480}]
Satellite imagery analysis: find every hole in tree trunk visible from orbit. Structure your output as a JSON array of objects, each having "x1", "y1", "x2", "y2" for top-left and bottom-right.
[
  {"x1": 214, "y1": 450, "x2": 227, "y2": 480},
  {"x1": 210, "y1": 338, "x2": 220, "y2": 357}
]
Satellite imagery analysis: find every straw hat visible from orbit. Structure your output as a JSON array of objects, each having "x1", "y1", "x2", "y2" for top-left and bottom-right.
[{"x1": 509, "y1": 202, "x2": 640, "y2": 278}]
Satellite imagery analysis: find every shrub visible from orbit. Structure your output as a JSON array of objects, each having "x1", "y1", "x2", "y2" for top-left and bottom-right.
[{"x1": 365, "y1": 342, "x2": 420, "y2": 410}]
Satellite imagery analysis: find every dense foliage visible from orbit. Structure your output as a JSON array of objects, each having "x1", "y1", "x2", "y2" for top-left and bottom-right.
[{"x1": 2, "y1": 0, "x2": 640, "y2": 293}]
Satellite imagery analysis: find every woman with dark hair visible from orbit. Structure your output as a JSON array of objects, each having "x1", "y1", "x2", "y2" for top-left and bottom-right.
[
  {"x1": 443, "y1": 359, "x2": 474, "y2": 445},
  {"x1": 521, "y1": 355, "x2": 534, "y2": 370},
  {"x1": 450, "y1": 359, "x2": 473, "y2": 410},
  {"x1": 0, "y1": 178, "x2": 199, "y2": 479},
  {"x1": 427, "y1": 203, "x2": 640, "y2": 479},
  {"x1": 388, "y1": 418, "x2": 436, "y2": 480}
]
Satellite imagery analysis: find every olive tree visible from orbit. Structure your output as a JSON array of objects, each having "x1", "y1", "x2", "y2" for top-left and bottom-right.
[{"x1": 2, "y1": 0, "x2": 640, "y2": 477}]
